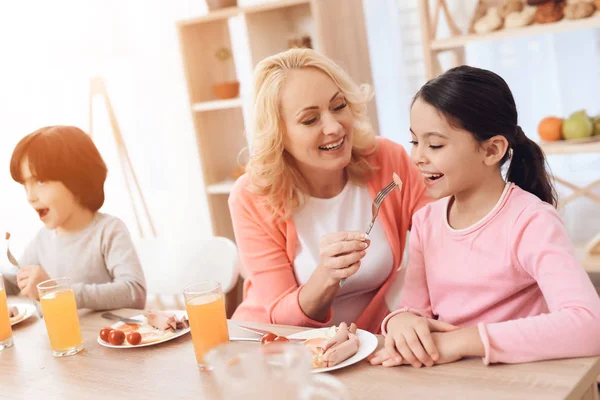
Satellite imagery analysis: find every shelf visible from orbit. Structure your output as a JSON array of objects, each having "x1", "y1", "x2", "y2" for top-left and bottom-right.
[
  {"x1": 539, "y1": 137, "x2": 600, "y2": 155},
  {"x1": 207, "y1": 180, "x2": 236, "y2": 194},
  {"x1": 178, "y1": 7, "x2": 240, "y2": 25},
  {"x1": 244, "y1": 0, "x2": 310, "y2": 14},
  {"x1": 192, "y1": 98, "x2": 243, "y2": 112},
  {"x1": 177, "y1": 0, "x2": 310, "y2": 26},
  {"x1": 431, "y1": 11, "x2": 600, "y2": 51}
]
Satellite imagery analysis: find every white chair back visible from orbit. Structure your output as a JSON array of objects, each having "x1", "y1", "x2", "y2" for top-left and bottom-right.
[{"x1": 134, "y1": 236, "x2": 239, "y2": 309}]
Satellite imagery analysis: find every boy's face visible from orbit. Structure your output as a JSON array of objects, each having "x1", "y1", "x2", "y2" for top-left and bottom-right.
[{"x1": 20, "y1": 158, "x2": 81, "y2": 231}]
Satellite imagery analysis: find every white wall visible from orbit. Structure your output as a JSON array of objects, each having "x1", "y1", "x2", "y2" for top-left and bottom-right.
[
  {"x1": 0, "y1": 1, "x2": 214, "y2": 255},
  {"x1": 364, "y1": 0, "x2": 600, "y2": 244}
]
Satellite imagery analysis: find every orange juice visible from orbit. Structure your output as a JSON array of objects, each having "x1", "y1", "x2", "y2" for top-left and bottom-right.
[
  {"x1": 186, "y1": 292, "x2": 229, "y2": 364},
  {"x1": 0, "y1": 288, "x2": 12, "y2": 343},
  {"x1": 40, "y1": 289, "x2": 82, "y2": 353}
]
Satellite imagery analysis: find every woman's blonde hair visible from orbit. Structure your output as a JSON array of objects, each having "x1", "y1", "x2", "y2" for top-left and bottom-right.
[{"x1": 246, "y1": 48, "x2": 378, "y2": 220}]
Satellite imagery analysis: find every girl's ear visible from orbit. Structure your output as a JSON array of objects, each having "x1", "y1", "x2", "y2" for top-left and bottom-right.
[{"x1": 481, "y1": 135, "x2": 509, "y2": 166}]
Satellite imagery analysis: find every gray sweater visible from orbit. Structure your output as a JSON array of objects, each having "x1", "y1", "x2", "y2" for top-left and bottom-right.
[{"x1": 4, "y1": 213, "x2": 146, "y2": 310}]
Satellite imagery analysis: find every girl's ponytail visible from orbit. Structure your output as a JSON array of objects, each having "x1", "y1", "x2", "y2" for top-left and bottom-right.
[{"x1": 506, "y1": 126, "x2": 557, "y2": 207}]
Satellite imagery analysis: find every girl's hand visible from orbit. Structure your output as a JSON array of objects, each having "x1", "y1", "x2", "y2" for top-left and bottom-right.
[
  {"x1": 429, "y1": 331, "x2": 463, "y2": 365},
  {"x1": 17, "y1": 265, "x2": 50, "y2": 300},
  {"x1": 382, "y1": 312, "x2": 459, "y2": 368},
  {"x1": 318, "y1": 231, "x2": 369, "y2": 286}
]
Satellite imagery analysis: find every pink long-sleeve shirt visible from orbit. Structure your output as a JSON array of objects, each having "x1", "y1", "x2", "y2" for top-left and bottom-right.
[{"x1": 383, "y1": 183, "x2": 600, "y2": 364}]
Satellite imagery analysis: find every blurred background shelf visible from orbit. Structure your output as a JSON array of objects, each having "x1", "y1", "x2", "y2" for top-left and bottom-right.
[
  {"x1": 192, "y1": 98, "x2": 243, "y2": 112},
  {"x1": 431, "y1": 11, "x2": 600, "y2": 51},
  {"x1": 177, "y1": 0, "x2": 377, "y2": 242},
  {"x1": 207, "y1": 180, "x2": 236, "y2": 194}
]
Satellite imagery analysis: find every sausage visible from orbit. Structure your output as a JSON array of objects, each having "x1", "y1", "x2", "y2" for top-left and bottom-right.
[
  {"x1": 322, "y1": 322, "x2": 349, "y2": 352},
  {"x1": 322, "y1": 333, "x2": 360, "y2": 367}
]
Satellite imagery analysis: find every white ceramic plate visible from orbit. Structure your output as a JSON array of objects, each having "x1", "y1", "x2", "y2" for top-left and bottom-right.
[
  {"x1": 9, "y1": 302, "x2": 37, "y2": 326},
  {"x1": 97, "y1": 310, "x2": 190, "y2": 349},
  {"x1": 287, "y1": 327, "x2": 378, "y2": 373}
]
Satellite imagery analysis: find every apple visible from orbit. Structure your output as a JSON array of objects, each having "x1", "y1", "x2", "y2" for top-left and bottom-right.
[{"x1": 562, "y1": 110, "x2": 593, "y2": 140}]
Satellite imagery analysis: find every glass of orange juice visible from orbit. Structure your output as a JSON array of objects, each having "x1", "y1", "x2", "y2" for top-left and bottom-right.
[
  {"x1": 0, "y1": 273, "x2": 14, "y2": 351},
  {"x1": 37, "y1": 277, "x2": 83, "y2": 357},
  {"x1": 183, "y1": 280, "x2": 229, "y2": 371}
]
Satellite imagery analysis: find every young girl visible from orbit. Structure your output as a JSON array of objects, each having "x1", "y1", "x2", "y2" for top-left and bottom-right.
[
  {"x1": 4, "y1": 125, "x2": 146, "y2": 310},
  {"x1": 370, "y1": 66, "x2": 600, "y2": 368}
]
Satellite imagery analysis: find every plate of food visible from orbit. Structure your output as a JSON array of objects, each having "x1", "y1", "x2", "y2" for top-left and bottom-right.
[
  {"x1": 9, "y1": 302, "x2": 37, "y2": 326},
  {"x1": 287, "y1": 323, "x2": 378, "y2": 373},
  {"x1": 97, "y1": 310, "x2": 190, "y2": 348}
]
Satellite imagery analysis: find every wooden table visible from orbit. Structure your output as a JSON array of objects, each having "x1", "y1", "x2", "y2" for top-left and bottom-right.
[{"x1": 1, "y1": 305, "x2": 600, "y2": 399}]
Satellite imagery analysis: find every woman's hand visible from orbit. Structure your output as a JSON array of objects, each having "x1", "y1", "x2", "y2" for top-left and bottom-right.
[
  {"x1": 371, "y1": 312, "x2": 459, "y2": 368},
  {"x1": 318, "y1": 231, "x2": 369, "y2": 286}
]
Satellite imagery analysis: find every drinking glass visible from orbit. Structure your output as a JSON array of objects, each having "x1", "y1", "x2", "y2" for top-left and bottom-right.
[
  {"x1": 37, "y1": 277, "x2": 83, "y2": 357},
  {"x1": 183, "y1": 280, "x2": 229, "y2": 371},
  {"x1": 0, "y1": 273, "x2": 14, "y2": 351}
]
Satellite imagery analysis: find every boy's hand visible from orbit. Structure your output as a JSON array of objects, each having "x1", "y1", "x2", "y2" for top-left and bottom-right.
[
  {"x1": 17, "y1": 265, "x2": 50, "y2": 300},
  {"x1": 380, "y1": 312, "x2": 459, "y2": 368}
]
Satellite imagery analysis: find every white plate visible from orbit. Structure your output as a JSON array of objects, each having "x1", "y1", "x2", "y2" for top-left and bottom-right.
[
  {"x1": 8, "y1": 302, "x2": 36, "y2": 326},
  {"x1": 287, "y1": 327, "x2": 378, "y2": 373},
  {"x1": 97, "y1": 310, "x2": 190, "y2": 349}
]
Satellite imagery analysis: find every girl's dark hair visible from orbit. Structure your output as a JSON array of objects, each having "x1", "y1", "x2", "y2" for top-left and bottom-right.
[
  {"x1": 413, "y1": 65, "x2": 557, "y2": 207},
  {"x1": 10, "y1": 126, "x2": 108, "y2": 211}
]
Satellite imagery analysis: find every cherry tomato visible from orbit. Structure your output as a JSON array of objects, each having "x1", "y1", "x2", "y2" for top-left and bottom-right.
[
  {"x1": 99, "y1": 327, "x2": 113, "y2": 342},
  {"x1": 127, "y1": 331, "x2": 142, "y2": 346},
  {"x1": 273, "y1": 336, "x2": 289, "y2": 343},
  {"x1": 108, "y1": 329, "x2": 125, "y2": 345},
  {"x1": 260, "y1": 333, "x2": 277, "y2": 345}
]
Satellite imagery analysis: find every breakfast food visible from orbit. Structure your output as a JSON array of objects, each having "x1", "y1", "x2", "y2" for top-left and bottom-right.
[
  {"x1": 504, "y1": 5, "x2": 537, "y2": 28},
  {"x1": 303, "y1": 322, "x2": 360, "y2": 369},
  {"x1": 534, "y1": 1, "x2": 566, "y2": 23},
  {"x1": 8, "y1": 306, "x2": 25, "y2": 324},
  {"x1": 564, "y1": 0, "x2": 595, "y2": 19},
  {"x1": 127, "y1": 331, "x2": 142, "y2": 346},
  {"x1": 144, "y1": 310, "x2": 189, "y2": 332},
  {"x1": 473, "y1": 7, "x2": 504, "y2": 34},
  {"x1": 98, "y1": 311, "x2": 189, "y2": 346},
  {"x1": 108, "y1": 330, "x2": 126, "y2": 345}
]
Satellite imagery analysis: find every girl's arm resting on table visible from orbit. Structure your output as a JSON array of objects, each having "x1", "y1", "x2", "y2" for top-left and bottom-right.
[{"x1": 478, "y1": 206, "x2": 600, "y2": 365}]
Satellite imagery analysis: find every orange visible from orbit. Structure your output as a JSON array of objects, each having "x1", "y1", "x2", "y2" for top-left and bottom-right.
[{"x1": 538, "y1": 117, "x2": 563, "y2": 141}]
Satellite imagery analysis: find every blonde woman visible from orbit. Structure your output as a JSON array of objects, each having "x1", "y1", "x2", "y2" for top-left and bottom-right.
[{"x1": 229, "y1": 49, "x2": 430, "y2": 333}]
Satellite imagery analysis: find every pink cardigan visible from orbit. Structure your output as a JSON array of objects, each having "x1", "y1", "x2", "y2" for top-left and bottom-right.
[{"x1": 228, "y1": 137, "x2": 430, "y2": 333}]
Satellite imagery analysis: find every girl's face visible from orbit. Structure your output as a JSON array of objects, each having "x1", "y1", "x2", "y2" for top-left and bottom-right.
[
  {"x1": 280, "y1": 67, "x2": 355, "y2": 180},
  {"x1": 20, "y1": 158, "x2": 83, "y2": 231},
  {"x1": 409, "y1": 98, "x2": 491, "y2": 200}
]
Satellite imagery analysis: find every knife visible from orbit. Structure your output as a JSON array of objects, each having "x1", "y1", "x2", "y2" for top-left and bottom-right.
[
  {"x1": 236, "y1": 325, "x2": 306, "y2": 342},
  {"x1": 101, "y1": 312, "x2": 145, "y2": 325}
]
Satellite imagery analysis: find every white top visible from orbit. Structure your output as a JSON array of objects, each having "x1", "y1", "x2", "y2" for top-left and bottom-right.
[{"x1": 293, "y1": 182, "x2": 394, "y2": 325}]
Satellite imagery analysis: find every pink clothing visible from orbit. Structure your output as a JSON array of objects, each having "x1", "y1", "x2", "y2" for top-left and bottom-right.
[
  {"x1": 383, "y1": 183, "x2": 600, "y2": 364},
  {"x1": 228, "y1": 137, "x2": 431, "y2": 333}
]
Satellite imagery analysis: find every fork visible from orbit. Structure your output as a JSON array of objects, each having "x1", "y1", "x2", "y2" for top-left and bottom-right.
[
  {"x1": 5, "y1": 232, "x2": 43, "y2": 318},
  {"x1": 339, "y1": 180, "x2": 399, "y2": 287},
  {"x1": 5, "y1": 232, "x2": 19, "y2": 270}
]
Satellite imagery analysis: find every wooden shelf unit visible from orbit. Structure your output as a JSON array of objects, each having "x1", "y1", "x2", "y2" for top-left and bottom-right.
[
  {"x1": 431, "y1": 11, "x2": 600, "y2": 51},
  {"x1": 417, "y1": 0, "x2": 600, "y2": 271},
  {"x1": 177, "y1": 0, "x2": 378, "y2": 241},
  {"x1": 418, "y1": 1, "x2": 600, "y2": 80}
]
